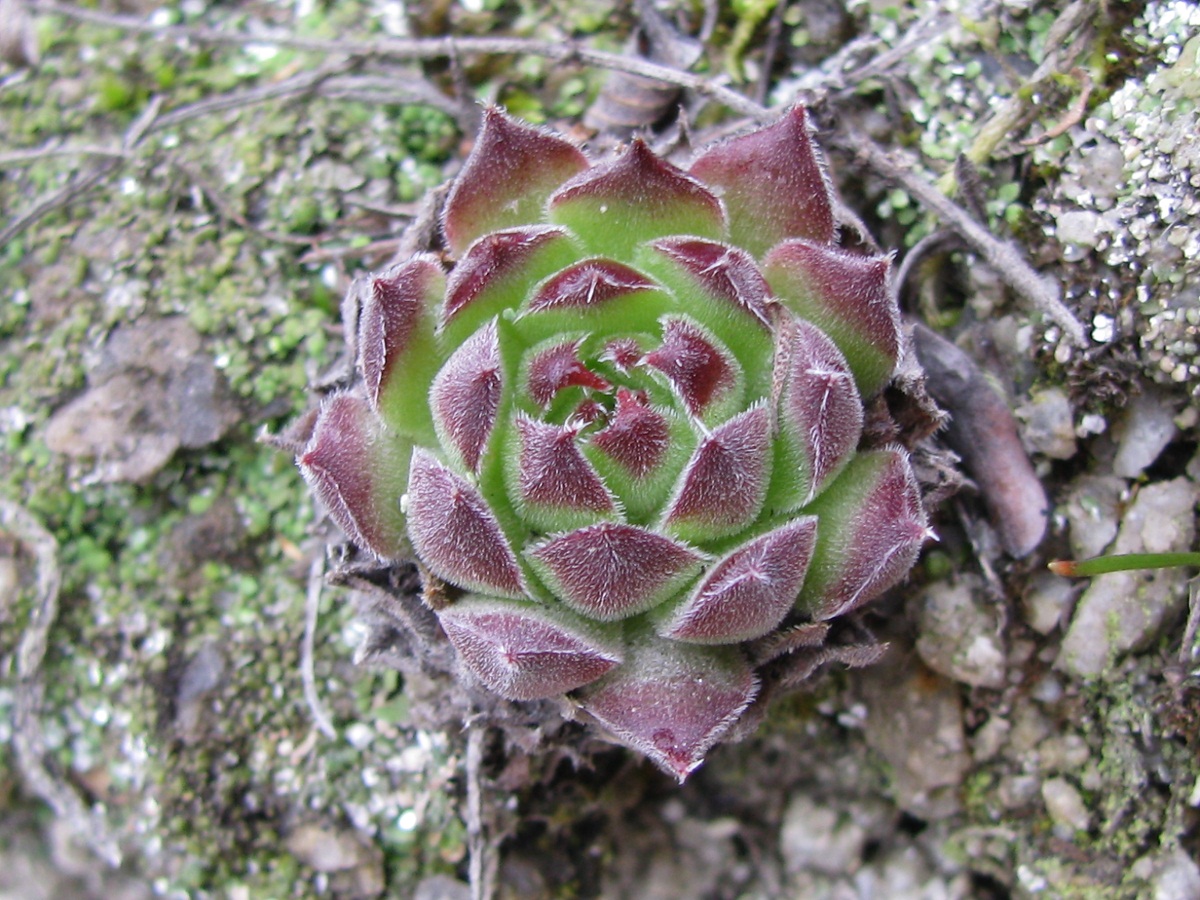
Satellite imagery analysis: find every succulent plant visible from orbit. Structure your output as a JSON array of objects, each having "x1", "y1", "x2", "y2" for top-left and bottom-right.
[{"x1": 295, "y1": 106, "x2": 931, "y2": 781}]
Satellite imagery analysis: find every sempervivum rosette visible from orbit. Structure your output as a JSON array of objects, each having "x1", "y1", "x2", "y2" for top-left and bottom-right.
[{"x1": 297, "y1": 106, "x2": 931, "y2": 780}]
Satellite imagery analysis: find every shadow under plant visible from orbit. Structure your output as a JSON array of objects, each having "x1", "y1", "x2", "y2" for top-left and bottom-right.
[{"x1": 1, "y1": 1, "x2": 1199, "y2": 898}]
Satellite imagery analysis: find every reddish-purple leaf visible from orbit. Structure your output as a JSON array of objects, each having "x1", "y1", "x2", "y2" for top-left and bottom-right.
[
  {"x1": 689, "y1": 105, "x2": 834, "y2": 258},
  {"x1": 658, "y1": 517, "x2": 818, "y2": 643},
  {"x1": 589, "y1": 388, "x2": 670, "y2": 478},
  {"x1": 527, "y1": 258, "x2": 656, "y2": 312},
  {"x1": 439, "y1": 598, "x2": 622, "y2": 700},
  {"x1": 549, "y1": 139, "x2": 726, "y2": 257},
  {"x1": 441, "y1": 225, "x2": 578, "y2": 341},
  {"x1": 643, "y1": 317, "x2": 739, "y2": 419},
  {"x1": 646, "y1": 237, "x2": 771, "y2": 327},
  {"x1": 601, "y1": 337, "x2": 644, "y2": 373},
  {"x1": 443, "y1": 107, "x2": 589, "y2": 256},
  {"x1": 510, "y1": 417, "x2": 617, "y2": 529},
  {"x1": 763, "y1": 240, "x2": 900, "y2": 396},
  {"x1": 298, "y1": 392, "x2": 411, "y2": 561},
  {"x1": 663, "y1": 405, "x2": 772, "y2": 542},
  {"x1": 578, "y1": 639, "x2": 758, "y2": 781},
  {"x1": 527, "y1": 523, "x2": 705, "y2": 620},
  {"x1": 356, "y1": 255, "x2": 445, "y2": 437},
  {"x1": 406, "y1": 449, "x2": 526, "y2": 598},
  {"x1": 798, "y1": 448, "x2": 931, "y2": 620},
  {"x1": 525, "y1": 339, "x2": 611, "y2": 408},
  {"x1": 429, "y1": 319, "x2": 504, "y2": 472},
  {"x1": 774, "y1": 316, "x2": 863, "y2": 508}
]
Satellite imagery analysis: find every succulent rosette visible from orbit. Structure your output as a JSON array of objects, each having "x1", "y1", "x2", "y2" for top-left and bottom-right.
[{"x1": 297, "y1": 106, "x2": 930, "y2": 780}]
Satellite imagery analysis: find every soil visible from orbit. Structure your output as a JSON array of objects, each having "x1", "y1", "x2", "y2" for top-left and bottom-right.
[{"x1": 2, "y1": 1, "x2": 1199, "y2": 899}]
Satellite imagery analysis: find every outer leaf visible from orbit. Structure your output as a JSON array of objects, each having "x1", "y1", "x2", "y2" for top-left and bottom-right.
[
  {"x1": 506, "y1": 417, "x2": 618, "y2": 533},
  {"x1": 406, "y1": 449, "x2": 527, "y2": 598},
  {"x1": 662, "y1": 405, "x2": 773, "y2": 544},
  {"x1": 298, "y1": 392, "x2": 411, "y2": 561},
  {"x1": 796, "y1": 448, "x2": 931, "y2": 620},
  {"x1": 440, "y1": 596, "x2": 622, "y2": 700},
  {"x1": 657, "y1": 517, "x2": 818, "y2": 643},
  {"x1": 440, "y1": 225, "x2": 580, "y2": 349},
  {"x1": 577, "y1": 637, "x2": 758, "y2": 782},
  {"x1": 763, "y1": 240, "x2": 900, "y2": 397},
  {"x1": 527, "y1": 523, "x2": 706, "y2": 621},
  {"x1": 442, "y1": 106, "x2": 589, "y2": 256},
  {"x1": 356, "y1": 255, "x2": 445, "y2": 441},
  {"x1": 429, "y1": 319, "x2": 506, "y2": 473},
  {"x1": 688, "y1": 105, "x2": 835, "y2": 258},
  {"x1": 548, "y1": 139, "x2": 726, "y2": 258},
  {"x1": 769, "y1": 316, "x2": 863, "y2": 511}
]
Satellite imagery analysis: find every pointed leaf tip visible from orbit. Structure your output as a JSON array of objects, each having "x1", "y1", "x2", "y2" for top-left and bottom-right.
[
  {"x1": 509, "y1": 417, "x2": 617, "y2": 532},
  {"x1": 643, "y1": 316, "x2": 740, "y2": 419},
  {"x1": 764, "y1": 240, "x2": 900, "y2": 396},
  {"x1": 659, "y1": 517, "x2": 818, "y2": 643},
  {"x1": 579, "y1": 639, "x2": 758, "y2": 781},
  {"x1": 528, "y1": 258, "x2": 655, "y2": 311},
  {"x1": 441, "y1": 225, "x2": 578, "y2": 345},
  {"x1": 356, "y1": 256, "x2": 445, "y2": 436},
  {"x1": 429, "y1": 319, "x2": 504, "y2": 473},
  {"x1": 689, "y1": 106, "x2": 834, "y2": 258},
  {"x1": 528, "y1": 523, "x2": 705, "y2": 621},
  {"x1": 799, "y1": 448, "x2": 929, "y2": 620},
  {"x1": 664, "y1": 405, "x2": 772, "y2": 543},
  {"x1": 647, "y1": 237, "x2": 771, "y2": 327},
  {"x1": 589, "y1": 388, "x2": 670, "y2": 478},
  {"x1": 773, "y1": 316, "x2": 863, "y2": 509},
  {"x1": 525, "y1": 339, "x2": 611, "y2": 408},
  {"x1": 443, "y1": 108, "x2": 589, "y2": 256},
  {"x1": 440, "y1": 597, "x2": 622, "y2": 700},
  {"x1": 406, "y1": 450, "x2": 526, "y2": 598},
  {"x1": 549, "y1": 139, "x2": 726, "y2": 258},
  {"x1": 298, "y1": 392, "x2": 411, "y2": 560}
]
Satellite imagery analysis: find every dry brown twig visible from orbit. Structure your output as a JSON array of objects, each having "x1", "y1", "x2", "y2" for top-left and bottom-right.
[
  {"x1": 4, "y1": 500, "x2": 124, "y2": 867},
  {"x1": 834, "y1": 126, "x2": 1089, "y2": 347}
]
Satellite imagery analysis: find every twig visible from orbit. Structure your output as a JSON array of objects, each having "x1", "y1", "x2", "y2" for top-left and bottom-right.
[
  {"x1": 4, "y1": 500, "x2": 123, "y2": 867},
  {"x1": 302, "y1": 551, "x2": 338, "y2": 739},
  {"x1": 836, "y1": 126, "x2": 1088, "y2": 347},
  {"x1": 30, "y1": 1, "x2": 770, "y2": 120},
  {"x1": 465, "y1": 726, "x2": 498, "y2": 900},
  {"x1": 945, "y1": 0, "x2": 1094, "y2": 184},
  {"x1": 785, "y1": 1, "x2": 962, "y2": 101}
]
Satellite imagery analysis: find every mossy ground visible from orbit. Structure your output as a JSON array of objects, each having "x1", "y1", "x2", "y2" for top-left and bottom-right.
[{"x1": 2, "y1": 1, "x2": 1198, "y2": 898}]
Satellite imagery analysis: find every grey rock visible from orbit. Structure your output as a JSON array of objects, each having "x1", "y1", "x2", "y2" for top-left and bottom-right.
[
  {"x1": 1016, "y1": 387, "x2": 1077, "y2": 459},
  {"x1": 1112, "y1": 387, "x2": 1180, "y2": 477},
  {"x1": 1061, "y1": 474, "x2": 1126, "y2": 561},
  {"x1": 780, "y1": 795, "x2": 866, "y2": 877},
  {"x1": 44, "y1": 317, "x2": 240, "y2": 482},
  {"x1": 285, "y1": 823, "x2": 384, "y2": 899},
  {"x1": 860, "y1": 660, "x2": 971, "y2": 819},
  {"x1": 913, "y1": 577, "x2": 1007, "y2": 689},
  {"x1": 1150, "y1": 848, "x2": 1200, "y2": 900},
  {"x1": 1056, "y1": 209, "x2": 1104, "y2": 249},
  {"x1": 1057, "y1": 477, "x2": 1200, "y2": 677},
  {"x1": 413, "y1": 876, "x2": 471, "y2": 900},
  {"x1": 1021, "y1": 572, "x2": 1076, "y2": 635},
  {"x1": 1041, "y1": 777, "x2": 1090, "y2": 832}
]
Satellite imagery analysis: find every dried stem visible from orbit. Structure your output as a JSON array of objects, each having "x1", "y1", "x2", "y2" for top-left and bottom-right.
[
  {"x1": 836, "y1": 127, "x2": 1088, "y2": 347},
  {"x1": 4, "y1": 500, "x2": 123, "y2": 867},
  {"x1": 29, "y1": 1, "x2": 769, "y2": 119},
  {"x1": 302, "y1": 551, "x2": 338, "y2": 739}
]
